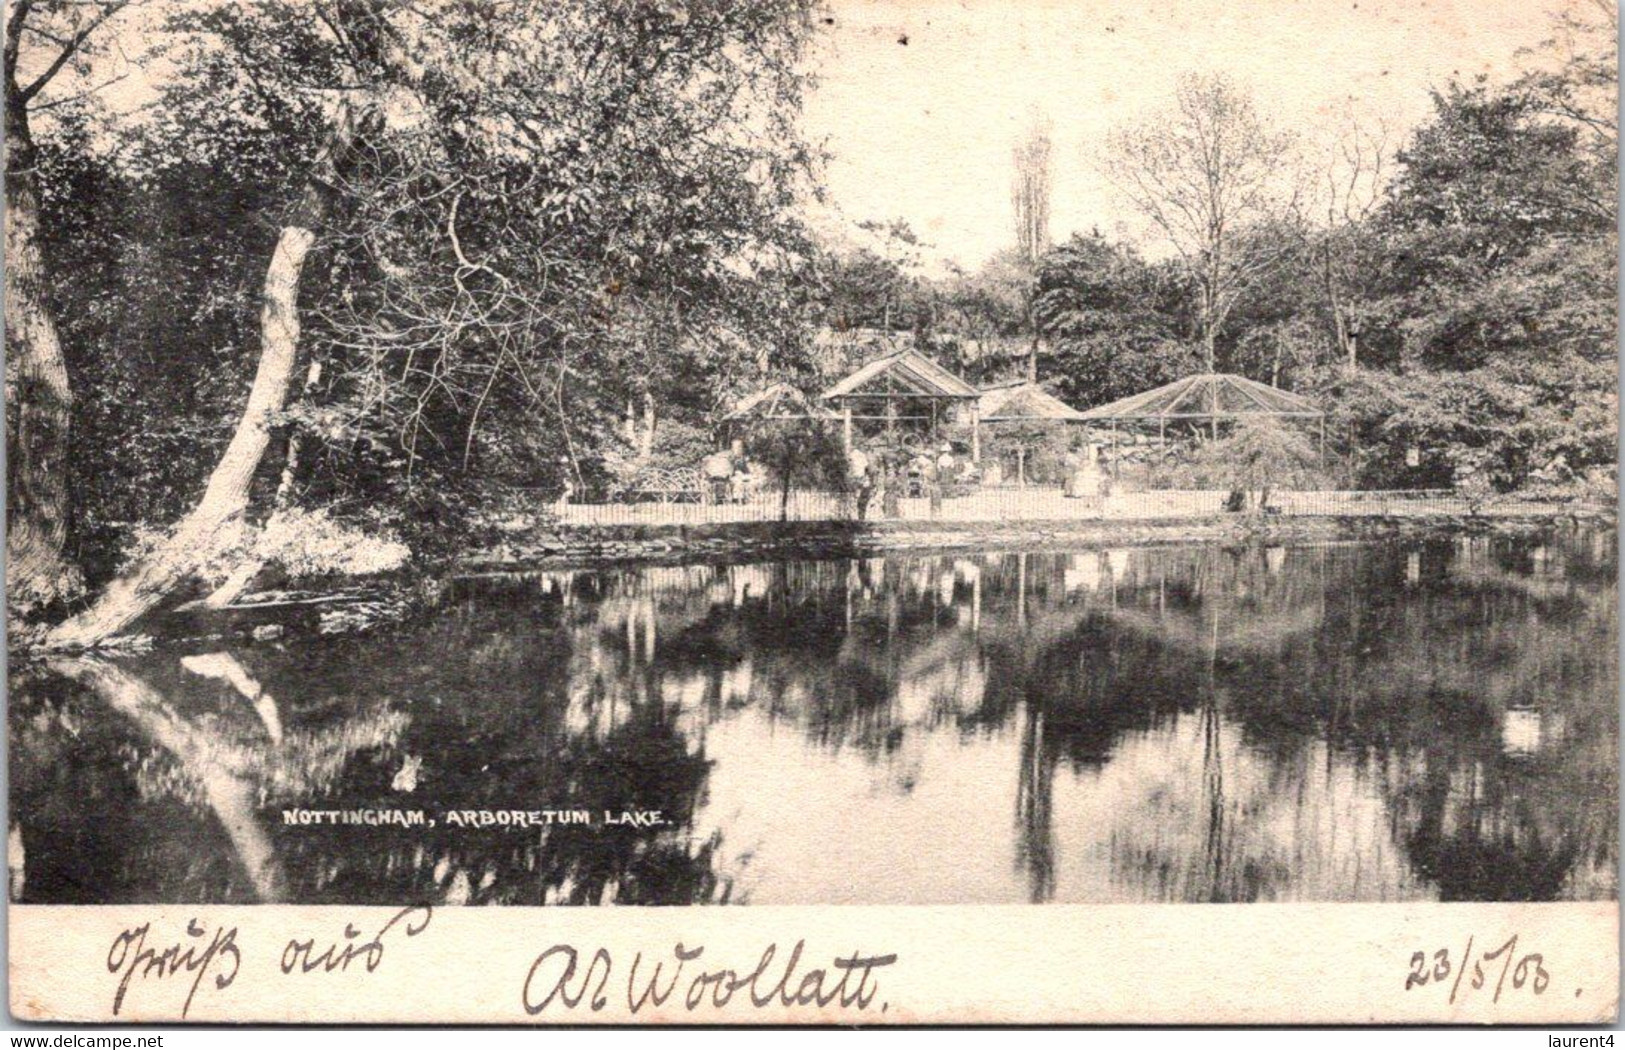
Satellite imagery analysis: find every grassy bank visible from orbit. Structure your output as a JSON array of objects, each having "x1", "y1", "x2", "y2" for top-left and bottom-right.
[{"x1": 458, "y1": 502, "x2": 1616, "y2": 573}]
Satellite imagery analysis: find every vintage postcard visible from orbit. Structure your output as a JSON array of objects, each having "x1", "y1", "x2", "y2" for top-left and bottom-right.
[{"x1": 5, "y1": 0, "x2": 1618, "y2": 1027}]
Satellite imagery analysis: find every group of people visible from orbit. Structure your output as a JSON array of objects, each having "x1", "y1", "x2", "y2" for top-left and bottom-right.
[
  {"x1": 701, "y1": 449, "x2": 760, "y2": 504},
  {"x1": 845, "y1": 441, "x2": 969, "y2": 519},
  {"x1": 846, "y1": 441, "x2": 1110, "y2": 517},
  {"x1": 556, "y1": 439, "x2": 1110, "y2": 514},
  {"x1": 907, "y1": 444, "x2": 967, "y2": 496}
]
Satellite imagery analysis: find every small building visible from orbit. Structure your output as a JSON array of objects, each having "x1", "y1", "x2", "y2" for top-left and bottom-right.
[
  {"x1": 974, "y1": 379, "x2": 1087, "y2": 485},
  {"x1": 820, "y1": 348, "x2": 983, "y2": 457},
  {"x1": 1078, "y1": 372, "x2": 1326, "y2": 463},
  {"x1": 976, "y1": 379, "x2": 1086, "y2": 425},
  {"x1": 721, "y1": 382, "x2": 836, "y2": 426}
]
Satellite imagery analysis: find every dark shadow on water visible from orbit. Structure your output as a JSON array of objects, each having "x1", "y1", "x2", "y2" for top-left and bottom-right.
[{"x1": 9, "y1": 528, "x2": 1618, "y2": 906}]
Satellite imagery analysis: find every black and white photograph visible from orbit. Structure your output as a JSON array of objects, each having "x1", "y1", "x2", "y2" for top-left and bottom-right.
[{"x1": 3, "y1": 0, "x2": 1618, "y2": 1026}]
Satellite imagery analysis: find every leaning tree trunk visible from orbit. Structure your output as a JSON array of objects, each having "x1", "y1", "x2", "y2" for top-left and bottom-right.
[
  {"x1": 5, "y1": 78, "x2": 82, "y2": 611},
  {"x1": 46, "y1": 106, "x2": 363, "y2": 650},
  {"x1": 196, "y1": 360, "x2": 323, "y2": 611}
]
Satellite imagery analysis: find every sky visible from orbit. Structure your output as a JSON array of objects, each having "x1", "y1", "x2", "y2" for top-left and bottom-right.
[
  {"x1": 800, "y1": 0, "x2": 1569, "y2": 270},
  {"x1": 28, "y1": 0, "x2": 1573, "y2": 273}
]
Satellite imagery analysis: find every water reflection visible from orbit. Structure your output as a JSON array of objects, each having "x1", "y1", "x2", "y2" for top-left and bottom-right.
[{"x1": 9, "y1": 528, "x2": 1618, "y2": 906}]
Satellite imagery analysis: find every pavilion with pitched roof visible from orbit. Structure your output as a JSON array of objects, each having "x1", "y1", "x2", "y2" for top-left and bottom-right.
[
  {"x1": 1078, "y1": 372, "x2": 1326, "y2": 462},
  {"x1": 721, "y1": 382, "x2": 837, "y2": 425},
  {"x1": 975, "y1": 379, "x2": 1086, "y2": 425},
  {"x1": 820, "y1": 348, "x2": 983, "y2": 458}
]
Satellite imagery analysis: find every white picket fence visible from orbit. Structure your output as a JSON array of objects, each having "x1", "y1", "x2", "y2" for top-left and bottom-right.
[{"x1": 551, "y1": 486, "x2": 1528, "y2": 528}]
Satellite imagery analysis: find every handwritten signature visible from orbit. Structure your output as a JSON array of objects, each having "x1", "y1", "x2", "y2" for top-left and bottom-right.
[{"x1": 523, "y1": 940, "x2": 898, "y2": 1016}]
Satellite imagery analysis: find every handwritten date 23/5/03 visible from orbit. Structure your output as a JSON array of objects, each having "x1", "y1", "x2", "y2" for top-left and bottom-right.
[{"x1": 1405, "y1": 934, "x2": 1555, "y2": 1004}]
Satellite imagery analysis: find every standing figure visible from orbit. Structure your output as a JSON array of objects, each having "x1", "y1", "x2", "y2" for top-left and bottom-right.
[
  {"x1": 554, "y1": 457, "x2": 576, "y2": 514},
  {"x1": 1065, "y1": 442, "x2": 1107, "y2": 512},
  {"x1": 702, "y1": 449, "x2": 733, "y2": 505},
  {"x1": 849, "y1": 446, "x2": 874, "y2": 520},
  {"x1": 924, "y1": 452, "x2": 943, "y2": 518},
  {"x1": 907, "y1": 450, "x2": 930, "y2": 498},
  {"x1": 936, "y1": 443, "x2": 958, "y2": 488},
  {"x1": 880, "y1": 460, "x2": 901, "y2": 518}
]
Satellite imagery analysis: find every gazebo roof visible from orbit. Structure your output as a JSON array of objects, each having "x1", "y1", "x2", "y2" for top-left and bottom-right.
[
  {"x1": 977, "y1": 380, "x2": 1085, "y2": 423},
  {"x1": 722, "y1": 382, "x2": 837, "y2": 421},
  {"x1": 821, "y1": 349, "x2": 980, "y2": 402},
  {"x1": 1078, "y1": 373, "x2": 1322, "y2": 423}
]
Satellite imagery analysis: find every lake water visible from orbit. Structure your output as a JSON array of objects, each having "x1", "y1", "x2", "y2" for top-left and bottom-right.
[{"x1": 9, "y1": 528, "x2": 1617, "y2": 906}]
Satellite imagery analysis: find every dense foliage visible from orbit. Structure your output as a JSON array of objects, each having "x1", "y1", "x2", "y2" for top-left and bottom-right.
[
  {"x1": 6, "y1": 0, "x2": 1616, "y2": 628},
  {"x1": 813, "y1": 12, "x2": 1616, "y2": 495},
  {"x1": 32, "y1": 0, "x2": 825, "y2": 579}
]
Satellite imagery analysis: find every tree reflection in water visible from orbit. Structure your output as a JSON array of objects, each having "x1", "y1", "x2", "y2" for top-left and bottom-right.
[{"x1": 8, "y1": 528, "x2": 1617, "y2": 906}]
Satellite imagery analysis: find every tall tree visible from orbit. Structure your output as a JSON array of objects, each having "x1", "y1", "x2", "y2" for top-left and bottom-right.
[
  {"x1": 1305, "y1": 109, "x2": 1393, "y2": 367},
  {"x1": 1033, "y1": 231, "x2": 1199, "y2": 408},
  {"x1": 1373, "y1": 80, "x2": 1616, "y2": 491},
  {"x1": 931, "y1": 249, "x2": 1031, "y2": 378},
  {"x1": 47, "y1": 0, "x2": 820, "y2": 647},
  {"x1": 4, "y1": 0, "x2": 131, "y2": 612},
  {"x1": 1104, "y1": 74, "x2": 1296, "y2": 377},
  {"x1": 1010, "y1": 111, "x2": 1052, "y2": 381},
  {"x1": 1512, "y1": 0, "x2": 1617, "y2": 170},
  {"x1": 47, "y1": 50, "x2": 380, "y2": 645},
  {"x1": 1011, "y1": 112, "x2": 1053, "y2": 266}
]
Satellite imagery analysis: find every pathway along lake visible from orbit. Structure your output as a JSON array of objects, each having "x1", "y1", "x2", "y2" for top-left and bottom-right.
[{"x1": 9, "y1": 528, "x2": 1617, "y2": 906}]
